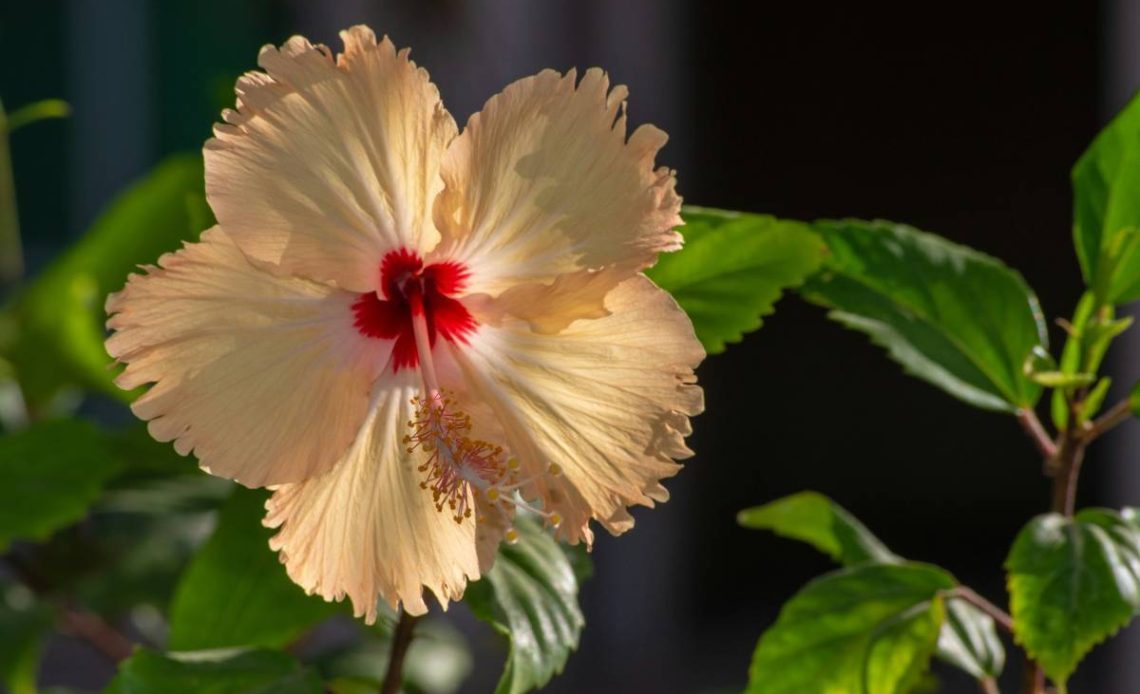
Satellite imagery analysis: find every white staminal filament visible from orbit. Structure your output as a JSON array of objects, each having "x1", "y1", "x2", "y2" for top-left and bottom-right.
[{"x1": 402, "y1": 286, "x2": 561, "y2": 540}]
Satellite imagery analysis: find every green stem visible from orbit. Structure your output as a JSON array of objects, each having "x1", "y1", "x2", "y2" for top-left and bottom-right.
[
  {"x1": 0, "y1": 99, "x2": 23, "y2": 284},
  {"x1": 1083, "y1": 398, "x2": 1133, "y2": 442}
]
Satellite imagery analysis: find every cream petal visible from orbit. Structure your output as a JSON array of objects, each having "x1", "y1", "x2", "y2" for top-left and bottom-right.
[
  {"x1": 264, "y1": 369, "x2": 485, "y2": 620},
  {"x1": 205, "y1": 26, "x2": 457, "y2": 292},
  {"x1": 449, "y1": 275, "x2": 705, "y2": 545},
  {"x1": 463, "y1": 263, "x2": 635, "y2": 335},
  {"x1": 105, "y1": 227, "x2": 385, "y2": 487},
  {"x1": 432, "y1": 68, "x2": 682, "y2": 295}
]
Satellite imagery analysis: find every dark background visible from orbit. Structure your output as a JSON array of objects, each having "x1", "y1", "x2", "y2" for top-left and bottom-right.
[{"x1": 2, "y1": 1, "x2": 1136, "y2": 692}]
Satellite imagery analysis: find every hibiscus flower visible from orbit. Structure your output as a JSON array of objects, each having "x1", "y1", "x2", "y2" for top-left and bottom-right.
[{"x1": 105, "y1": 25, "x2": 704, "y2": 621}]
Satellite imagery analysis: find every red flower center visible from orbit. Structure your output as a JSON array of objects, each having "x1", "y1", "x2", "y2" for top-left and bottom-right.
[{"x1": 352, "y1": 249, "x2": 476, "y2": 371}]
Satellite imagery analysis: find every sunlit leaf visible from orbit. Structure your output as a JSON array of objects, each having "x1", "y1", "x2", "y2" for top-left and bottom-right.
[
  {"x1": 1006, "y1": 509, "x2": 1140, "y2": 687},
  {"x1": 737, "y1": 491, "x2": 898, "y2": 565},
  {"x1": 167, "y1": 488, "x2": 341, "y2": 650},
  {"x1": 802, "y1": 219, "x2": 1047, "y2": 412},
  {"x1": 747, "y1": 563, "x2": 953, "y2": 694},
  {"x1": 647, "y1": 206, "x2": 824, "y2": 353},
  {"x1": 0, "y1": 419, "x2": 123, "y2": 551},
  {"x1": 106, "y1": 648, "x2": 322, "y2": 694},
  {"x1": 465, "y1": 515, "x2": 585, "y2": 694},
  {"x1": 741, "y1": 491, "x2": 1003, "y2": 679},
  {"x1": 1072, "y1": 92, "x2": 1140, "y2": 303}
]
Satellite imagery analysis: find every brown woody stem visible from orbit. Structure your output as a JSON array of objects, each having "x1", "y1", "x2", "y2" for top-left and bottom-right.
[{"x1": 381, "y1": 610, "x2": 420, "y2": 694}]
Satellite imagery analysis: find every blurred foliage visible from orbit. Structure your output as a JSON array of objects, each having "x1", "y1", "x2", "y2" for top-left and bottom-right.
[
  {"x1": 107, "y1": 649, "x2": 324, "y2": 694},
  {"x1": 168, "y1": 488, "x2": 343, "y2": 651},
  {"x1": 0, "y1": 420, "x2": 122, "y2": 551},
  {"x1": 1, "y1": 155, "x2": 209, "y2": 411}
]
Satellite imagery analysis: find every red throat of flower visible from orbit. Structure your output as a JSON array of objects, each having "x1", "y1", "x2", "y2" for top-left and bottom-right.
[
  {"x1": 355, "y1": 250, "x2": 560, "y2": 537},
  {"x1": 352, "y1": 249, "x2": 476, "y2": 372}
]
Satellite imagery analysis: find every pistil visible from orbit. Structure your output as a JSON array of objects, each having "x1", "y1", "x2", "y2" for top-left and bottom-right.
[{"x1": 402, "y1": 284, "x2": 561, "y2": 538}]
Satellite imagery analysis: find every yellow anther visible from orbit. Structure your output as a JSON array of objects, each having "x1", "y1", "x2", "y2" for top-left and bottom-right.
[
  {"x1": 508, "y1": 458, "x2": 521, "y2": 471},
  {"x1": 549, "y1": 512, "x2": 563, "y2": 529},
  {"x1": 505, "y1": 527, "x2": 520, "y2": 544},
  {"x1": 548, "y1": 463, "x2": 562, "y2": 477},
  {"x1": 486, "y1": 487, "x2": 500, "y2": 502}
]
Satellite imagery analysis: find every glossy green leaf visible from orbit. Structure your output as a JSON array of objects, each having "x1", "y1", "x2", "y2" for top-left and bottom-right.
[
  {"x1": 465, "y1": 516, "x2": 585, "y2": 694},
  {"x1": 106, "y1": 648, "x2": 322, "y2": 694},
  {"x1": 1072, "y1": 92, "x2": 1140, "y2": 303},
  {"x1": 167, "y1": 488, "x2": 341, "y2": 650},
  {"x1": 1130, "y1": 381, "x2": 1140, "y2": 418},
  {"x1": 802, "y1": 219, "x2": 1047, "y2": 412},
  {"x1": 737, "y1": 491, "x2": 898, "y2": 565},
  {"x1": 740, "y1": 491, "x2": 1003, "y2": 679},
  {"x1": 1006, "y1": 509, "x2": 1140, "y2": 687},
  {"x1": 0, "y1": 419, "x2": 123, "y2": 551},
  {"x1": 646, "y1": 206, "x2": 824, "y2": 353},
  {"x1": 936, "y1": 598, "x2": 1005, "y2": 680},
  {"x1": 2, "y1": 155, "x2": 210, "y2": 407},
  {"x1": 747, "y1": 563, "x2": 953, "y2": 694}
]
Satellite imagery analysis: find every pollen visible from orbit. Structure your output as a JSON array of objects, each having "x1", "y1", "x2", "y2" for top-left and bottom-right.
[{"x1": 406, "y1": 390, "x2": 507, "y2": 523}]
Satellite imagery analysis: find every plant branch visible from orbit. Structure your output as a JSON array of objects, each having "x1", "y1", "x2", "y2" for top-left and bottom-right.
[
  {"x1": 979, "y1": 676, "x2": 1000, "y2": 694},
  {"x1": 1016, "y1": 409, "x2": 1056, "y2": 460},
  {"x1": 1083, "y1": 398, "x2": 1133, "y2": 442},
  {"x1": 1050, "y1": 398, "x2": 1087, "y2": 518},
  {"x1": 0, "y1": 98, "x2": 23, "y2": 284},
  {"x1": 59, "y1": 606, "x2": 133, "y2": 662},
  {"x1": 3, "y1": 553, "x2": 134, "y2": 663},
  {"x1": 381, "y1": 610, "x2": 420, "y2": 694},
  {"x1": 1022, "y1": 662, "x2": 1046, "y2": 694},
  {"x1": 948, "y1": 586, "x2": 1013, "y2": 633}
]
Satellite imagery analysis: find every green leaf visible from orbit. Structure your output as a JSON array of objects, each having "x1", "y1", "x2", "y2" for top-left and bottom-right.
[
  {"x1": 741, "y1": 492, "x2": 1003, "y2": 679},
  {"x1": 464, "y1": 515, "x2": 585, "y2": 694},
  {"x1": 2, "y1": 155, "x2": 211, "y2": 407},
  {"x1": 936, "y1": 598, "x2": 1005, "y2": 680},
  {"x1": 106, "y1": 648, "x2": 322, "y2": 694},
  {"x1": 1051, "y1": 293, "x2": 1121, "y2": 429},
  {"x1": 1079, "y1": 377, "x2": 1113, "y2": 424},
  {"x1": 802, "y1": 219, "x2": 1047, "y2": 412},
  {"x1": 6, "y1": 99, "x2": 70, "y2": 132},
  {"x1": 1130, "y1": 381, "x2": 1140, "y2": 418},
  {"x1": 0, "y1": 586, "x2": 52, "y2": 694},
  {"x1": 0, "y1": 419, "x2": 123, "y2": 551},
  {"x1": 167, "y1": 487, "x2": 341, "y2": 650},
  {"x1": 737, "y1": 491, "x2": 898, "y2": 565},
  {"x1": 1006, "y1": 509, "x2": 1140, "y2": 686},
  {"x1": 1072, "y1": 92, "x2": 1140, "y2": 303},
  {"x1": 747, "y1": 563, "x2": 953, "y2": 694},
  {"x1": 647, "y1": 206, "x2": 824, "y2": 353}
]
